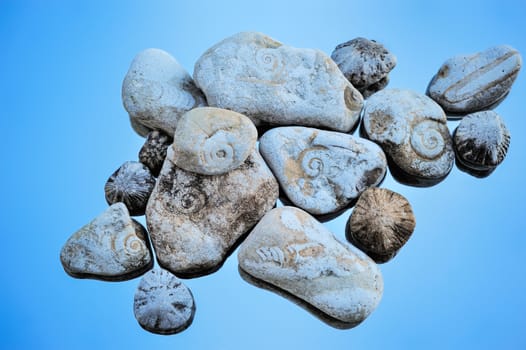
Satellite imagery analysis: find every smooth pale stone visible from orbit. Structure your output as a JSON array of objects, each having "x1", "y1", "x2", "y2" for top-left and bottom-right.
[
  {"x1": 172, "y1": 107, "x2": 257, "y2": 175},
  {"x1": 122, "y1": 48, "x2": 207, "y2": 136},
  {"x1": 331, "y1": 37, "x2": 396, "y2": 98},
  {"x1": 193, "y1": 32, "x2": 363, "y2": 132},
  {"x1": 60, "y1": 203, "x2": 153, "y2": 281},
  {"x1": 259, "y1": 126, "x2": 387, "y2": 215},
  {"x1": 427, "y1": 45, "x2": 522, "y2": 114},
  {"x1": 146, "y1": 147, "x2": 278, "y2": 277},
  {"x1": 362, "y1": 89, "x2": 455, "y2": 184},
  {"x1": 134, "y1": 268, "x2": 195, "y2": 335},
  {"x1": 453, "y1": 110, "x2": 510, "y2": 172},
  {"x1": 238, "y1": 206, "x2": 383, "y2": 326}
]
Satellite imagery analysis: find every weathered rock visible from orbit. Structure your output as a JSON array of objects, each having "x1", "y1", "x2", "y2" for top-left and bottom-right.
[
  {"x1": 146, "y1": 147, "x2": 279, "y2": 277},
  {"x1": 194, "y1": 31, "x2": 363, "y2": 132},
  {"x1": 453, "y1": 110, "x2": 510, "y2": 175},
  {"x1": 122, "y1": 48, "x2": 207, "y2": 136},
  {"x1": 172, "y1": 107, "x2": 257, "y2": 175},
  {"x1": 134, "y1": 268, "x2": 195, "y2": 335},
  {"x1": 427, "y1": 45, "x2": 522, "y2": 114},
  {"x1": 238, "y1": 206, "x2": 383, "y2": 327},
  {"x1": 346, "y1": 188, "x2": 416, "y2": 263},
  {"x1": 60, "y1": 203, "x2": 153, "y2": 281},
  {"x1": 362, "y1": 89, "x2": 455, "y2": 186},
  {"x1": 104, "y1": 161, "x2": 156, "y2": 216},
  {"x1": 259, "y1": 126, "x2": 386, "y2": 215},
  {"x1": 139, "y1": 131, "x2": 173, "y2": 177},
  {"x1": 331, "y1": 37, "x2": 396, "y2": 98}
]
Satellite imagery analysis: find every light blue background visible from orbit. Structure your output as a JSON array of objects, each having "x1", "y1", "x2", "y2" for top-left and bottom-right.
[{"x1": 2, "y1": 1, "x2": 525, "y2": 348}]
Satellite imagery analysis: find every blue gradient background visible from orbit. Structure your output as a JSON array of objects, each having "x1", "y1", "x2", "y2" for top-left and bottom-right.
[{"x1": 2, "y1": 1, "x2": 525, "y2": 348}]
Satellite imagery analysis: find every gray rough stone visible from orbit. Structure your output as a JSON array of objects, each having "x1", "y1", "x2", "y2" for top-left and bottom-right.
[
  {"x1": 134, "y1": 268, "x2": 195, "y2": 335},
  {"x1": 194, "y1": 32, "x2": 363, "y2": 132},
  {"x1": 427, "y1": 45, "x2": 522, "y2": 114},
  {"x1": 238, "y1": 206, "x2": 383, "y2": 327},
  {"x1": 172, "y1": 107, "x2": 257, "y2": 175},
  {"x1": 60, "y1": 203, "x2": 152, "y2": 281},
  {"x1": 122, "y1": 48, "x2": 207, "y2": 136},
  {"x1": 259, "y1": 126, "x2": 386, "y2": 215},
  {"x1": 362, "y1": 89, "x2": 455, "y2": 183},
  {"x1": 331, "y1": 37, "x2": 396, "y2": 98},
  {"x1": 146, "y1": 147, "x2": 279, "y2": 277},
  {"x1": 139, "y1": 131, "x2": 173, "y2": 177},
  {"x1": 453, "y1": 110, "x2": 510, "y2": 172}
]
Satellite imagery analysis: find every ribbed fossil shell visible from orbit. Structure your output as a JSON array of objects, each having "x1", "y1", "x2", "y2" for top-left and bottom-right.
[
  {"x1": 104, "y1": 161, "x2": 156, "y2": 216},
  {"x1": 172, "y1": 107, "x2": 257, "y2": 175},
  {"x1": 133, "y1": 268, "x2": 195, "y2": 335},
  {"x1": 347, "y1": 188, "x2": 415, "y2": 263},
  {"x1": 138, "y1": 130, "x2": 173, "y2": 176},
  {"x1": 331, "y1": 37, "x2": 396, "y2": 98},
  {"x1": 454, "y1": 110, "x2": 511, "y2": 171}
]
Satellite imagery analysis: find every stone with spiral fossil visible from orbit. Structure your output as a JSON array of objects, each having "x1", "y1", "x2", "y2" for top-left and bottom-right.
[
  {"x1": 238, "y1": 206, "x2": 383, "y2": 328},
  {"x1": 60, "y1": 203, "x2": 153, "y2": 281},
  {"x1": 453, "y1": 110, "x2": 511, "y2": 176},
  {"x1": 122, "y1": 48, "x2": 207, "y2": 137},
  {"x1": 362, "y1": 89, "x2": 455, "y2": 186},
  {"x1": 146, "y1": 147, "x2": 278, "y2": 277},
  {"x1": 193, "y1": 31, "x2": 363, "y2": 132},
  {"x1": 171, "y1": 107, "x2": 257, "y2": 175},
  {"x1": 133, "y1": 268, "x2": 195, "y2": 335},
  {"x1": 104, "y1": 161, "x2": 156, "y2": 216},
  {"x1": 346, "y1": 188, "x2": 416, "y2": 263},
  {"x1": 259, "y1": 126, "x2": 387, "y2": 215},
  {"x1": 427, "y1": 45, "x2": 522, "y2": 115}
]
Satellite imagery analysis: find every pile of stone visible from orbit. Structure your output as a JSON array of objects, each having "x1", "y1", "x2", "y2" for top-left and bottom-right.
[{"x1": 60, "y1": 32, "x2": 521, "y2": 334}]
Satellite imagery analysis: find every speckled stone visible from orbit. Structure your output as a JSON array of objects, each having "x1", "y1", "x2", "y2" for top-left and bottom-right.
[
  {"x1": 122, "y1": 48, "x2": 207, "y2": 136},
  {"x1": 259, "y1": 126, "x2": 386, "y2": 215},
  {"x1": 427, "y1": 45, "x2": 522, "y2": 114},
  {"x1": 146, "y1": 148, "x2": 279, "y2": 277},
  {"x1": 104, "y1": 161, "x2": 156, "y2": 216},
  {"x1": 60, "y1": 203, "x2": 153, "y2": 281},
  {"x1": 134, "y1": 268, "x2": 195, "y2": 335},
  {"x1": 453, "y1": 110, "x2": 510, "y2": 173},
  {"x1": 139, "y1": 131, "x2": 173, "y2": 177},
  {"x1": 238, "y1": 206, "x2": 383, "y2": 327},
  {"x1": 331, "y1": 37, "x2": 396, "y2": 98},
  {"x1": 172, "y1": 107, "x2": 257, "y2": 175},
  {"x1": 346, "y1": 188, "x2": 416, "y2": 263},
  {"x1": 194, "y1": 32, "x2": 363, "y2": 132},
  {"x1": 362, "y1": 89, "x2": 455, "y2": 185}
]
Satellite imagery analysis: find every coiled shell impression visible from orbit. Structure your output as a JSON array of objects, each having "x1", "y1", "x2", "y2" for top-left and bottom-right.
[
  {"x1": 453, "y1": 110, "x2": 511, "y2": 173},
  {"x1": 346, "y1": 188, "x2": 415, "y2": 263},
  {"x1": 172, "y1": 107, "x2": 257, "y2": 175},
  {"x1": 362, "y1": 89, "x2": 455, "y2": 186},
  {"x1": 139, "y1": 130, "x2": 173, "y2": 176},
  {"x1": 104, "y1": 161, "x2": 156, "y2": 216},
  {"x1": 133, "y1": 268, "x2": 196, "y2": 335}
]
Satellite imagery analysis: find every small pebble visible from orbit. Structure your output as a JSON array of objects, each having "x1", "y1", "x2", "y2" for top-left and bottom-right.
[
  {"x1": 139, "y1": 130, "x2": 173, "y2": 176},
  {"x1": 134, "y1": 268, "x2": 195, "y2": 335}
]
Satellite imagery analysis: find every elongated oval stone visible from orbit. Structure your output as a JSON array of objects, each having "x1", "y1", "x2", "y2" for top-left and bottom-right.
[
  {"x1": 123, "y1": 48, "x2": 207, "y2": 136},
  {"x1": 172, "y1": 107, "x2": 257, "y2": 175},
  {"x1": 259, "y1": 126, "x2": 386, "y2": 215},
  {"x1": 238, "y1": 206, "x2": 383, "y2": 327},
  {"x1": 146, "y1": 148, "x2": 278, "y2": 277},
  {"x1": 194, "y1": 32, "x2": 363, "y2": 132},
  {"x1": 134, "y1": 268, "x2": 195, "y2": 335},
  {"x1": 427, "y1": 45, "x2": 522, "y2": 114},
  {"x1": 362, "y1": 89, "x2": 455, "y2": 186},
  {"x1": 60, "y1": 203, "x2": 153, "y2": 281}
]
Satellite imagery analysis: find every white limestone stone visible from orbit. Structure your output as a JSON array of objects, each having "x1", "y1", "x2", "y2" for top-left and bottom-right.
[
  {"x1": 193, "y1": 32, "x2": 363, "y2": 132},
  {"x1": 259, "y1": 126, "x2": 387, "y2": 215},
  {"x1": 238, "y1": 206, "x2": 383, "y2": 326},
  {"x1": 122, "y1": 48, "x2": 207, "y2": 136},
  {"x1": 60, "y1": 203, "x2": 152, "y2": 281},
  {"x1": 172, "y1": 107, "x2": 257, "y2": 175}
]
